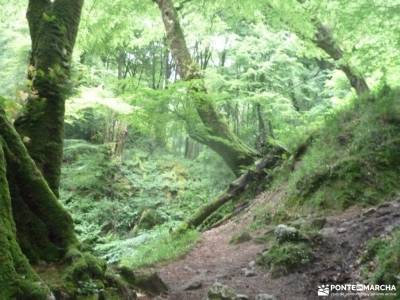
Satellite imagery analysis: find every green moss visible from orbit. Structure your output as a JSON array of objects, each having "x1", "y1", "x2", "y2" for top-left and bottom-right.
[
  {"x1": 0, "y1": 109, "x2": 78, "y2": 263},
  {"x1": 360, "y1": 230, "x2": 400, "y2": 298},
  {"x1": 257, "y1": 242, "x2": 313, "y2": 277},
  {"x1": 284, "y1": 87, "x2": 400, "y2": 211},
  {"x1": 65, "y1": 253, "x2": 107, "y2": 282},
  {"x1": 230, "y1": 231, "x2": 252, "y2": 244},
  {"x1": 118, "y1": 267, "x2": 168, "y2": 295},
  {"x1": 14, "y1": 279, "x2": 50, "y2": 300},
  {"x1": 0, "y1": 139, "x2": 50, "y2": 299}
]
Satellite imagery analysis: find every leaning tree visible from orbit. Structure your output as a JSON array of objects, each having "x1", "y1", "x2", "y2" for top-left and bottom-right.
[{"x1": 153, "y1": 0, "x2": 259, "y2": 176}]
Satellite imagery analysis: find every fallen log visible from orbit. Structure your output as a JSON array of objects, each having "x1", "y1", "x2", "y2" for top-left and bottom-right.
[{"x1": 187, "y1": 146, "x2": 286, "y2": 228}]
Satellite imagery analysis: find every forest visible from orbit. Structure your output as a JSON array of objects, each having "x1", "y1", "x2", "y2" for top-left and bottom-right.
[{"x1": 0, "y1": 0, "x2": 399, "y2": 299}]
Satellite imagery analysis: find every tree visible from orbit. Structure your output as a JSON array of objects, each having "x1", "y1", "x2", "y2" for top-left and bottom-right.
[
  {"x1": 153, "y1": 0, "x2": 258, "y2": 176},
  {"x1": 0, "y1": 108, "x2": 78, "y2": 298},
  {"x1": 14, "y1": 0, "x2": 84, "y2": 196},
  {"x1": 263, "y1": 0, "x2": 371, "y2": 96},
  {"x1": 0, "y1": 1, "x2": 97, "y2": 298},
  {"x1": 312, "y1": 22, "x2": 370, "y2": 96}
]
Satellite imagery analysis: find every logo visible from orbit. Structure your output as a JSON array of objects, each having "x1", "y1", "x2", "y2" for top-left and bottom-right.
[
  {"x1": 317, "y1": 283, "x2": 397, "y2": 297},
  {"x1": 318, "y1": 285, "x2": 330, "y2": 297}
]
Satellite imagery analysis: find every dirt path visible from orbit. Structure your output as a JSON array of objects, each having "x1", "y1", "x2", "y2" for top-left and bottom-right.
[
  {"x1": 148, "y1": 198, "x2": 400, "y2": 300},
  {"x1": 157, "y1": 219, "x2": 266, "y2": 299}
]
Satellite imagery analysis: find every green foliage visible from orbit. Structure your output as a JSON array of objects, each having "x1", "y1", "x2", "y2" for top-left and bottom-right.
[
  {"x1": 119, "y1": 228, "x2": 199, "y2": 269},
  {"x1": 2, "y1": 0, "x2": 400, "y2": 293},
  {"x1": 61, "y1": 139, "x2": 231, "y2": 264},
  {"x1": 284, "y1": 87, "x2": 400, "y2": 210},
  {"x1": 360, "y1": 230, "x2": 400, "y2": 298},
  {"x1": 0, "y1": 1, "x2": 29, "y2": 102}
]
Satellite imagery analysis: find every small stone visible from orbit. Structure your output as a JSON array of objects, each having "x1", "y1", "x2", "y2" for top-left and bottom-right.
[
  {"x1": 377, "y1": 202, "x2": 391, "y2": 209},
  {"x1": 183, "y1": 265, "x2": 195, "y2": 272},
  {"x1": 363, "y1": 207, "x2": 376, "y2": 217},
  {"x1": 230, "y1": 231, "x2": 252, "y2": 244},
  {"x1": 244, "y1": 269, "x2": 256, "y2": 277},
  {"x1": 183, "y1": 279, "x2": 202, "y2": 290},
  {"x1": 376, "y1": 209, "x2": 390, "y2": 217},
  {"x1": 337, "y1": 227, "x2": 347, "y2": 233},
  {"x1": 236, "y1": 294, "x2": 249, "y2": 300},
  {"x1": 255, "y1": 294, "x2": 276, "y2": 300},
  {"x1": 310, "y1": 217, "x2": 327, "y2": 229},
  {"x1": 384, "y1": 225, "x2": 395, "y2": 233},
  {"x1": 207, "y1": 282, "x2": 237, "y2": 300},
  {"x1": 248, "y1": 260, "x2": 256, "y2": 269},
  {"x1": 274, "y1": 224, "x2": 299, "y2": 243},
  {"x1": 319, "y1": 227, "x2": 335, "y2": 236}
]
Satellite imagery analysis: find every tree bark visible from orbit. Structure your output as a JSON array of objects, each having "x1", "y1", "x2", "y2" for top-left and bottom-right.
[
  {"x1": 0, "y1": 109, "x2": 77, "y2": 298},
  {"x1": 14, "y1": 0, "x2": 84, "y2": 196},
  {"x1": 0, "y1": 142, "x2": 49, "y2": 299},
  {"x1": 154, "y1": 0, "x2": 258, "y2": 175},
  {"x1": 313, "y1": 23, "x2": 370, "y2": 96},
  {"x1": 0, "y1": 109, "x2": 78, "y2": 263}
]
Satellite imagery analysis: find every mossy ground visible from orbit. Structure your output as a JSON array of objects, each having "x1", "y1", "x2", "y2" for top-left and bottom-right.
[
  {"x1": 34, "y1": 252, "x2": 135, "y2": 299},
  {"x1": 360, "y1": 229, "x2": 400, "y2": 299},
  {"x1": 236, "y1": 87, "x2": 400, "y2": 290},
  {"x1": 255, "y1": 221, "x2": 318, "y2": 278},
  {"x1": 269, "y1": 87, "x2": 400, "y2": 213},
  {"x1": 257, "y1": 241, "x2": 313, "y2": 277}
]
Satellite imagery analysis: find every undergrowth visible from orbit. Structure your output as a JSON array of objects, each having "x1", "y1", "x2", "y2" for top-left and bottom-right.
[
  {"x1": 119, "y1": 227, "x2": 199, "y2": 269},
  {"x1": 280, "y1": 86, "x2": 400, "y2": 210},
  {"x1": 60, "y1": 140, "x2": 231, "y2": 266},
  {"x1": 360, "y1": 229, "x2": 400, "y2": 299}
]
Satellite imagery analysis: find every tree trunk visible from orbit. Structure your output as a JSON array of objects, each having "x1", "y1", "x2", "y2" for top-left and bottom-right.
[
  {"x1": 0, "y1": 141, "x2": 49, "y2": 299},
  {"x1": 255, "y1": 103, "x2": 267, "y2": 153},
  {"x1": 0, "y1": 110, "x2": 78, "y2": 262},
  {"x1": 154, "y1": 0, "x2": 258, "y2": 176},
  {"x1": 0, "y1": 109, "x2": 78, "y2": 298},
  {"x1": 14, "y1": 0, "x2": 84, "y2": 196},
  {"x1": 313, "y1": 23, "x2": 370, "y2": 97}
]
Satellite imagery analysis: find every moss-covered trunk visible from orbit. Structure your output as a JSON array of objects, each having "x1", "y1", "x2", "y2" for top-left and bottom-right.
[
  {"x1": 0, "y1": 108, "x2": 135, "y2": 299},
  {"x1": 0, "y1": 1, "x2": 83, "y2": 295},
  {"x1": 14, "y1": 0, "x2": 84, "y2": 196},
  {"x1": 0, "y1": 118, "x2": 52, "y2": 299},
  {"x1": 0, "y1": 109, "x2": 78, "y2": 263},
  {"x1": 154, "y1": 0, "x2": 258, "y2": 175},
  {"x1": 313, "y1": 23, "x2": 370, "y2": 96}
]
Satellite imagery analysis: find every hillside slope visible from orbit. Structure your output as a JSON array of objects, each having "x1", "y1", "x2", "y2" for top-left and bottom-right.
[{"x1": 144, "y1": 87, "x2": 400, "y2": 299}]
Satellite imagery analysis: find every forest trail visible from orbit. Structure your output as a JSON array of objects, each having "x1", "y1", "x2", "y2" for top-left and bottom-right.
[{"x1": 140, "y1": 196, "x2": 400, "y2": 300}]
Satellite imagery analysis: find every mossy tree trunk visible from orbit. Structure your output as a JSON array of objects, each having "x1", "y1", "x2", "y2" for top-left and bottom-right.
[
  {"x1": 0, "y1": 1, "x2": 83, "y2": 297},
  {"x1": 1, "y1": 109, "x2": 78, "y2": 261},
  {"x1": 0, "y1": 109, "x2": 78, "y2": 299},
  {"x1": 14, "y1": 0, "x2": 84, "y2": 196},
  {"x1": 0, "y1": 109, "x2": 134, "y2": 297},
  {"x1": 291, "y1": 0, "x2": 369, "y2": 96},
  {"x1": 154, "y1": 0, "x2": 258, "y2": 176},
  {"x1": 313, "y1": 23, "x2": 370, "y2": 97},
  {"x1": 0, "y1": 140, "x2": 45, "y2": 300},
  {"x1": 9, "y1": 0, "x2": 82, "y2": 265}
]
